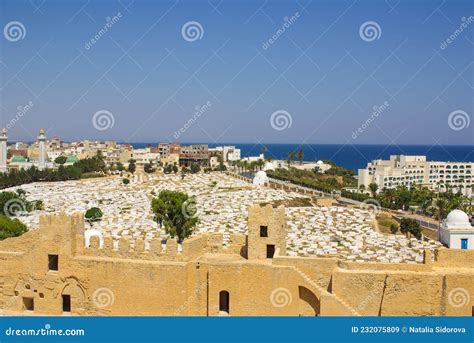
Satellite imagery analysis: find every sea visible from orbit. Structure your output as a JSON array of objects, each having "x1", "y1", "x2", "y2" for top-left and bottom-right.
[{"x1": 130, "y1": 143, "x2": 474, "y2": 172}]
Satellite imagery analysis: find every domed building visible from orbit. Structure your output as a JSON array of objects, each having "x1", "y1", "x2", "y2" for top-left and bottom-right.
[
  {"x1": 253, "y1": 170, "x2": 269, "y2": 186},
  {"x1": 439, "y1": 209, "x2": 473, "y2": 249}
]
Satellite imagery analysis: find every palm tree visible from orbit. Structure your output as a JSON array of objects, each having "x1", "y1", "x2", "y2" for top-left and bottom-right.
[
  {"x1": 297, "y1": 149, "x2": 304, "y2": 165},
  {"x1": 288, "y1": 151, "x2": 296, "y2": 167},
  {"x1": 433, "y1": 198, "x2": 448, "y2": 240},
  {"x1": 368, "y1": 183, "x2": 378, "y2": 198}
]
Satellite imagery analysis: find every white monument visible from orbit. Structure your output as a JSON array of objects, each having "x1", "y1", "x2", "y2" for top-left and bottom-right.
[
  {"x1": 439, "y1": 209, "x2": 474, "y2": 250},
  {"x1": 253, "y1": 170, "x2": 269, "y2": 186},
  {"x1": 0, "y1": 128, "x2": 7, "y2": 173},
  {"x1": 37, "y1": 128, "x2": 46, "y2": 171}
]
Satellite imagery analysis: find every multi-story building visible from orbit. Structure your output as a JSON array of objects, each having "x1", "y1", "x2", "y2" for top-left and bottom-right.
[
  {"x1": 179, "y1": 144, "x2": 209, "y2": 166},
  {"x1": 358, "y1": 155, "x2": 473, "y2": 196},
  {"x1": 131, "y1": 147, "x2": 160, "y2": 167},
  {"x1": 209, "y1": 146, "x2": 241, "y2": 162}
]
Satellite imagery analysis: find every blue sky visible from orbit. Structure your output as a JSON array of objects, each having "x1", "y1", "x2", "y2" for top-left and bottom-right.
[{"x1": 0, "y1": 0, "x2": 473, "y2": 145}]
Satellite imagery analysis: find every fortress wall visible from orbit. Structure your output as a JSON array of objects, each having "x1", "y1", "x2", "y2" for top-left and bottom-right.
[
  {"x1": 443, "y1": 273, "x2": 474, "y2": 316},
  {"x1": 0, "y1": 247, "x2": 192, "y2": 315},
  {"x1": 434, "y1": 248, "x2": 474, "y2": 268},
  {"x1": 206, "y1": 263, "x2": 304, "y2": 316},
  {"x1": 332, "y1": 269, "x2": 447, "y2": 316},
  {"x1": 182, "y1": 235, "x2": 206, "y2": 260},
  {"x1": 337, "y1": 260, "x2": 431, "y2": 272},
  {"x1": 1, "y1": 212, "x2": 473, "y2": 316},
  {"x1": 273, "y1": 256, "x2": 338, "y2": 289}
]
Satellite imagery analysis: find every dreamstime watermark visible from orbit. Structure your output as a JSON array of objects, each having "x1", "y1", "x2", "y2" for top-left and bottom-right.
[
  {"x1": 3, "y1": 21, "x2": 26, "y2": 42},
  {"x1": 181, "y1": 21, "x2": 204, "y2": 42},
  {"x1": 6, "y1": 101, "x2": 34, "y2": 130},
  {"x1": 84, "y1": 12, "x2": 123, "y2": 50},
  {"x1": 174, "y1": 101, "x2": 212, "y2": 140},
  {"x1": 3, "y1": 198, "x2": 28, "y2": 217},
  {"x1": 359, "y1": 21, "x2": 382, "y2": 42},
  {"x1": 270, "y1": 287, "x2": 292, "y2": 307},
  {"x1": 4, "y1": 323, "x2": 85, "y2": 337},
  {"x1": 352, "y1": 101, "x2": 390, "y2": 139},
  {"x1": 262, "y1": 12, "x2": 300, "y2": 50},
  {"x1": 92, "y1": 110, "x2": 115, "y2": 131},
  {"x1": 448, "y1": 287, "x2": 470, "y2": 308},
  {"x1": 270, "y1": 110, "x2": 292, "y2": 131},
  {"x1": 359, "y1": 198, "x2": 381, "y2": 217},
  {"x1": 440, "y1": 16, "x2": 474, "y2": 50},
  {"x1": 448, "y1": 110, "x2": 470, "y2": 131},
  {"x1": 92, "y1": 287, "x2": 115, "y2": 308},
  {"x1": 182, "y1": 197, "x2": 198, "y2": 219}
]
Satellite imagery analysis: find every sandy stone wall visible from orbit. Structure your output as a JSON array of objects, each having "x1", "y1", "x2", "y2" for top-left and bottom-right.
[{"x1": 0, "y1": 209, "x2": 473, "y2": 316}]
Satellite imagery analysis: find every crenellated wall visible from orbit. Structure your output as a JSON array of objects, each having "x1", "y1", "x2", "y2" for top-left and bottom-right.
[{"x1": 0, "y1": 210, "x2": 472, "y2": 317}]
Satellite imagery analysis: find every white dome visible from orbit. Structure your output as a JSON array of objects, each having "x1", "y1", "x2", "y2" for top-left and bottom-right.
[
  {"x1": 253, "y1": 170, "x2": 269, "y2": 186},
  {"x1": 263, "y1": 162, "x2": 274, "y2": 171},
  {"x1": 84, "y1": 228, "x2": 104, "y2": 248},
  {"x1": 316, "y1": 160, "x2": 323, "y2": 164},
  {"x1": 446, "y1": 209, "x2": 470, "y2": 226}
]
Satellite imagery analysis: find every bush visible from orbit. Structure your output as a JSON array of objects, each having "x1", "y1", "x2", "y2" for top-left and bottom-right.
[
  {"x1": 0, "y1": 215, "x2": 27, "y2": 240},
  {"x1": 54, "y1": 156, "x2": 67, "y2": 165},
  {"x1": 390, "y1": 223, "x2": 399, "y2": 234},
  {"x1": 122, "y1": 178, "x2": 130, "y2": 185}
]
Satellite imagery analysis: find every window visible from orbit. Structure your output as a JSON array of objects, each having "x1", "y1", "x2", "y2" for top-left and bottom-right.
[
  {"x1": 219, "y1": 291, "x2": 229, "y2": 314},
  {"x1": 48, "y1": 254, "x2": 59, "y2": 271},
  {"x1": 260, "y1": 226, "x2": 268, "y2": 237},
  {"x1": 62, "y1": 295, "x2": 71, "y2": 312},
  {"x1": 23, "y1": 297, "x2": 34, "y2": 311},
  {"x1": 266, "y1": 244, "x2": 275, "y2": 258}
]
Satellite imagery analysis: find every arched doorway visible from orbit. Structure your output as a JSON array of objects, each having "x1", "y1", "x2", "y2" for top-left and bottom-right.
[
  {"x1": 298, "y1": 286, "x2": 320, "y2": 316},
  {"x1": 219, "y1": 290, "x2": 229, "y2": 314}
]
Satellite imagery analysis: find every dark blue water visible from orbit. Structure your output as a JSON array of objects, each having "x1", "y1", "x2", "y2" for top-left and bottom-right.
[{"x1": 130, "y1": 143, "x2": 474, "y2": 172}]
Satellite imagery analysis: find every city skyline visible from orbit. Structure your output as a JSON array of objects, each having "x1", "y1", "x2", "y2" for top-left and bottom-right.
[{"x1": 0, "y1": 0, "x2": 473, "y2": 146}]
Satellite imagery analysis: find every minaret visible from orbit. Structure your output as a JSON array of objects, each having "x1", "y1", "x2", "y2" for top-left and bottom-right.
[
  {"x1": 38, "y1": 128, "x2": 46, "y2": 170},
  {"x1": 0, "y1": 128, "x2": 7, "y2": 173}
]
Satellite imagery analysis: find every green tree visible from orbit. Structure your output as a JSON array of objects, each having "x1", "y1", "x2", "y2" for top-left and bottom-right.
[
  {"x1": 85, "y1": 207, "x2": 103, "y2": 226},
  {"x1": 151, "y1": 190, "x2": 198, "y2": 241},
  {"x1": 190, "y1": 163, "x2": 201, "y2": 174},
  {"x1": 399, "y1": 217, "x2": 422, "y2": 239},
  {"x1": 128, "y1": 159, "x2": 136, "y2": 174},
  {"x1": 116, "y1": 162, "x2": 125, "y2": 171},
  {"x1": 144, "y1": 163, "x2": 155, "y2": 173},
  {"x1": 54, "y1": 156, "x2": 67, "y2": 165},
  {"x1": 122, "y1": 178, "x2": 130, "y2": 185}
]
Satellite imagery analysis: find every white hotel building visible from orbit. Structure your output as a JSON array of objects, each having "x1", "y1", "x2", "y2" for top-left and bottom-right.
[{"x1": 358, "y1": 155, "x2": 473, "y2": 196}]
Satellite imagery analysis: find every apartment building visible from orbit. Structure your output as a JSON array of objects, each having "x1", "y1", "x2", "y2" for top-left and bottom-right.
[{"x1": 358, "y1": 155, "x2": 473, "y2": 196}]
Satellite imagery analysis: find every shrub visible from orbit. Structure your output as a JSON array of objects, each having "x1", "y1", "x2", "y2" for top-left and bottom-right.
[{"x1": 0, "y1": 215, "x2": 27, "y2": 240}]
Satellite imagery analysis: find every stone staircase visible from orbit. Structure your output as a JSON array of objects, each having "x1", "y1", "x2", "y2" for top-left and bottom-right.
[{"x1": 292, "y1": 266, "x2": 361, "y2": 316}]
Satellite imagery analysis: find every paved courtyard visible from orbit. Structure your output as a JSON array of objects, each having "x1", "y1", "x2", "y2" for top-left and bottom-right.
[{"x1": 5, "y1": 172, "x2": 442, "y2": 263}]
